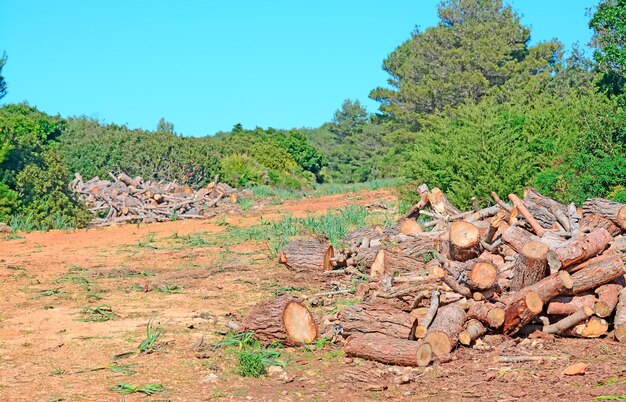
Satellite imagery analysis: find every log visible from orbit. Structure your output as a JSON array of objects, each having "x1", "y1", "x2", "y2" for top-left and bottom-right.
[
  {"x1": 370, "y1": 250, "x2": 424, "y2": 280},
  {"x1": 508, "y1": 193, "x2": 546, "y2": 236},
  {"x1": 402, "y1": 183, "x2": 430, "y2": 220},
  {"x1": 615, "y1": 287, "x2": 626, "y2": 344},
  {"x1": 583, "y1": 198, "x2": 626, "y2": 230},
  {"x1": 344, "y1": 333, "x2": 432, "y2": 367},
  {"x1": 399, "y1": 219, "x2": 422, "y2": 235},
  {"x1": 546, "y1": 295, "x2": 597, "y2": 316},
  {"x1": 459, "y1": 319, "x2": 486, "y2": 346},
  {"x1": 542, "y1": 306, "x2": 594, "y2": 334},
  {"x1": 501, "y1": 226, "x2": 534, "y2": 253},
  {"x1": 502, "y1": 290, "x2": 544, "y2": 336},
  {"x1": 511, "y1": 241, "x2": 549, "y2": 291},
  {"x1": 564, "y1": 316, "x2": 609, "y2": 338},
  {"x1": 467, "y1": 260, "x2": 498, "y2": 291},
  {"x1": 593, "y1": 283, "x2": 623, "y2": 318},
  {"x1": 117, "y1": 172, "x2": 139, "y2": 187},
  {"x1": 546, "y1": 228, "x2": 611, "y2": 272},
  {"x1": 433, "y1": 265, "x2": 472, "y2": 298},
  {"x1": 338, "y1": 302, "x2": 417, "y2": 339},
  {"x1": 278, "y1": 239, "x2": 334, "y2": 272},
  {"x1": 449, "y1": 221, "x2": 481, "y2": 262},
  {"x1": 242, "y1": 298, "x2": 318, "y2": 345},
  {"x1": 390, "y1": 233, "x2": 441, "y2": 259},
  {"x1": 523, "y1": 188, "x2": 569, "y2": 229},
  {"x1": 467, "y1": 300, "x2": 506, "y2": 328},
  {"x1": 423, "y1": 305, "x2": 466, "y2": 357},
  {"x1": 413, "y1": 290, "x2": 440, "y2": 339},
  {"x1": 429, "y1": 188, "x2": 462, "y2": 216},
  {"x1": 580, "y1": 214, "x2": 621, "y2": 236},
  {"x1": 569, "y1": 254, "x2": 626, "y2": 294}
]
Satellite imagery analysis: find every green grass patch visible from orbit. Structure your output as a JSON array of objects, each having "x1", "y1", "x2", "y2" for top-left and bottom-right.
[
  {"x1": 76, "y1": 305, "x2": 117, "y2": 322},
  {"x1": 109, "y1": 383, "x2": 165, "y2": 395},
  {"x1": 154, "y1": 284, "x2": 182, "y2": 294}
]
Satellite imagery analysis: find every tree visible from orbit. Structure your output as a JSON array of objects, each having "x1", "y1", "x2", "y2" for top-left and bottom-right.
[
  {"x1": 329, "y1": 99, "x2": 368, "y2": 140},
  {"x1": 156, "y1": 117, "x2": 175, "y2": 134},
  {"x1": 370, "y1": 0, "x2": 559, "y2": 125},
  {"x1": 589, "y1": 0, "x2": 626, "y2": 93},
  {"x1": 0, "y1": 52, "x2": 6, "y2": 101}
]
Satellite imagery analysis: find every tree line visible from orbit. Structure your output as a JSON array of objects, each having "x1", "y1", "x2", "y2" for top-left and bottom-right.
[{"x1": 0, "y1": 0, "x2": 625, "y2": 229}]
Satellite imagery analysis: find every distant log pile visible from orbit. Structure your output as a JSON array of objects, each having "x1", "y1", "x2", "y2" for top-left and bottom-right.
[
  {"x1": 254, "y1": 185, "x2": 626, "y2": 367},
  {"x1": 70, "y1": 172, "x2": 240, "y2": 226}
]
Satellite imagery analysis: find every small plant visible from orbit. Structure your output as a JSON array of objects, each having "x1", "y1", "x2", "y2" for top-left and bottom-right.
[
  {"x1": 154, "y1": 284, "x2": 182, "y2": 294},
  {"x1": 109, "y1": 383, "x2": 165, "y2": 395},
  {"x1": 78, "y1": 362, "x2": 137, "y2": 376},
  {"x1": 137, "y1": 233, "x2": 157, "y2": 249},
  {"x1": 34, "y1": 288, "x2": 64, "y2": 299},
  {"x1": 239, "y1": 197, "x2": 253, "y2": 211},
  {"x1": 595, "y1": 396, "x2": 626, "y2": 401},
  {"x1": 76, "y1": 305, "x2": 117, "y2": 322},
  {"x1": 53, "y1": 276, "x2": 91, "y2": 287},
  {"x1": 215, "y1": 331, "x2": 258, "y2": 349},
  {"x1": 114, "y1": 319, "x2": 163, "y2": 359},
  {"x1": 273, "y1": 286, "x2": 305, "y2": 297},
  {"x1": 236, "y1": 350, "x2": 266, "y2": 377}
]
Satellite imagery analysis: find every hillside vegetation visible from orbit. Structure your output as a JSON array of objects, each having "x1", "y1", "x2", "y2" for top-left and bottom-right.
[{"x1": 1, "y1": 0, "x2": 626, "y2": 229}]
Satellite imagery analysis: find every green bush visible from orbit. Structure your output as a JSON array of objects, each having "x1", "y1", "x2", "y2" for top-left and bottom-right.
[{"x1": 236, "y1": 351, "x2": 266, "y2": 378}]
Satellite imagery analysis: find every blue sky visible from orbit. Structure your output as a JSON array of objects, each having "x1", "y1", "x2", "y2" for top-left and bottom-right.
[{"x1": 0, "y1": 0, "x2": 598, "y2": 136}]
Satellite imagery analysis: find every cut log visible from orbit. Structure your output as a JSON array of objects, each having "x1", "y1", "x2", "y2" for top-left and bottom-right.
[
  {"x1": 508, "y1": 193, "x2": 545, "y2": 236},
  {"x1": 467, "y1": 261, "x2": 498, "y2": 291},
  {"x1": 511, "y1": 241, "x2": 549, "y2": 291},
  {"x1": 501, "y1": 226, "x2": 534, "y2": 253},
  {"x1": 459, "y1": 319, "x2": 486, "y2": 346},
  {"x1": 423, "y1": 305, "x2": 466, "y2": 357},
  {"x1": 242, "y1": 298, "x2": 317, "y2": 345},
  {"x1": 580, "y1": 214, "x2": 621, "y2": 236},
  {"x1": 582, "y1": 198, "x2": 626, "y2": 230},
  {"x1": 338, "y1": 302, "x2": 417, "y2": 339},
  {"x1": 542, "y1": 306, "x2": 594, "y2": 335},
  {"x1": 402, "y1": 183, "x2": 430, "y2": 220},
  {"x1": 399, "y1": 219, "x2": 422, "y2": 235},
  {"x1": 344, "y1": 333, "x2": 431, "y2": 367},
  {"x1": 564, "y1": 316, "x2": 609, "y2": 338},
  {"x1": 370, "y1": 250, "x2": 424, "y2": 280},
  {"x1": 546, "y1": 228, "x2": 611, "y2": 272},
  {"x1": 433, "y1": 265, "x2": 472, "y2": 298},
  {"x1": 546, "y1": 295, "x2": 597, "y2": 316},
  {"x1": 615, "y1": 287, "x2": 626, "y2": 344},
  {"x1": 523, "y1": 188, "x2": 569, "y2": 229},
  {"x1": 413, "y1": 290, "x2": 440, "y2": 339},
  {"x1": 429, "y1": 188, "x2": 462, "y2": 216},
  {"x1": 569, "y1": 254, "x2": 626, "y2": 294},
  {"x1": 502, "y1": 291, "x2": 544, "y2": 336},
  {"x1": 467, "y1": 300, "x2": 506, "y2": 328},
  {"x1": 593, "y1": 283, "x2": 623, "y2": 318},
  {"x1": 449, "y1": 221, "x2": 481, "y2": 262},
  {"x1": 117, "y1": 172, "x2": 139, "y2": 187},
  {"x1": 390, "y1": 233, "x2": 440, "y2": 259},
  {"x1": 278, "y1": 239, "x2": 334, "y2": 272},
  {"x1": 347, "y1": 246, "x2": 380, "y2": 269}
]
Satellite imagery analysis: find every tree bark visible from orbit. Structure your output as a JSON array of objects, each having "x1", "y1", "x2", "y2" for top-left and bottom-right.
[
  {"x1": 569, "y1": 254, "x2": 626, "y2": 294},
  {"x1": 542, "y1": 307, "x2": 594, "y2": 335},
  {"x1": 503, "y1": 290, "x2": 544, "y2": 335},
  {"x1": 546, "y1": 228, "x2": 611, "y2": 272},
  {"x1": 389, "y1": 233, "x2": 441, "y2": 259},
  {"x1": 523, "y1": 188, "x2": 569, "y2": 230},
  {"x1": 338, "y1": 301, "x2": 417, "y2": 339},
  {"x1": 615, "y1": 287, "x2": 626, "y2": 344},
  {"x1": 508, "y1": 193, "x2": 546, "y2": 236},
  {"x1": 370, "y1": 250, "x2": 424, "y2": 280},
  {"x1": 399, "y1": 218, "x2": 423, "y2": 235},
  {"x1": 580, "y1": 214, "x2": 621, "y2": 237},
  {"x1": 423, "y1": 305, "x2": 466, "y2": 357},
  {"x1": 413, "y1": 290, "x2": 440, "y2": 339},
  {"x1": 449, "y1": 221, "x2": 481, "y2": 262},
  {"x1": 459, "y1": 319, "x2": 486, "y2": 346},
  {"x1": 583, "y1": 198, "x2": 626, "y2": 230},
  {"x1": 511, "y1": 241, "x2": 549, "y2": 291},
  {"x1": 242, "y1": 298, "x2": 318, "y2": 345},
  {"x1": 278, "y1": 239, "x2": 334, "y2": 272},
  {"x1": 501, "y1": 226, "x2": 534, "y2": 253},
  {"x1": 467, "y1": 300, "x2": 506, "y2": 328},
  {"x1": 344, "y1": 333, "x2": 431, "y2": 367},
  {"x1": 546, "y1": 295, "x2": 597, "y2": 316},
  {"x1": 593, "y1": 283, "x2": 623, "y2": 318}
]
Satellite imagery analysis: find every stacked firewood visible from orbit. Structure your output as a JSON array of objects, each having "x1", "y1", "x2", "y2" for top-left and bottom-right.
[
  {"x1": 272, "y1": 185, "x2": 626, "y2": 366},
  {"x1": 70, "y1": 172, "x2": 240, "y2": 226}
]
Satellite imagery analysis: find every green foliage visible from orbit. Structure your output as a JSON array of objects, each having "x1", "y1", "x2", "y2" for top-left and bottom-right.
[
  {"x1": 0, "y1": 52, "x2": 6, "y2": 100},
  {"x1": 236, "y1": 350, "x2": 266, "y2": 377},
  {"x1": 109, "y1": 383, "x2": 165, "y2": 395},
  {"x1": 590, "y1": 0, "x2": 626, "y2": 93}
]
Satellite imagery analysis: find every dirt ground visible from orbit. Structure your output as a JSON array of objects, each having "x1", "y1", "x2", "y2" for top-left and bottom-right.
[{"x1": 1, "y1": 189, "x2": 625, "y2": 402}]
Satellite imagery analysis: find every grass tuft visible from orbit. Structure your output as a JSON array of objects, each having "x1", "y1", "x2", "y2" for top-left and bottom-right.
[{"x1": 109, "y1": 383, "x2": 165, "y2": 395}]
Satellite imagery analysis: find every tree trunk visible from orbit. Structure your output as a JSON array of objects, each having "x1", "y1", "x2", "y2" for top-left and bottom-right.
[
  {"x1": 501, "y1": 226, "x2": 534, "y2": 253},
  {"x1": 580, "y1": 214, "x2": 621, "y2": 237},
  {"x1": 459, "y1": 319, "x2": 486, "y2": 346},
  {"x1": 242, "y1": 298, "x2": 318, "y2": 345},
  {"x1": 583, "y1": 198, "x2": 626, "y2": 230},
  {"x1": 593, "y1": 283, "x2": 623, "y2": 318},
  {"x1": 344, "y1": 333, "x2": 431, "y2": 367},
  {"x1": 615, "y1": 287, "x2": 626, "y2": 344},
  {"x1": 523, "y1": 188, "x2": 568, "y2": 230},
  {"x1": 546, "y1": 295, "x2": 597, "y2": 316},
  {"x1": 370, "y1": 250, "x2": 424, "y2": 280},
  {"x1": 503, "y1": 290, "x2": 544, "y2": 335},
  {"x1": 569, "y1": 254, "x2": 626, "y2": 294},
  {"x1": 338, "y1": 302, "x2": 417, "y2": 339},
  {"x1": 423, "y1": 305, "x2": 466, "y2": 357},
  {"x1": 467, "y1": 300, "x2": 506, "y2": 328},
  {"x1": 278, "y1": 239, "x2": 334, "y2": 272},
  {"x1": 546, "y1": 228, "x2": 611, "y2": 272},
  {"x1": 511, "y1": 241, "x2": 549, "y2": 291},
  {"x1": 449, "y1": 221, "x2": 481, "y2": 262},
  {"x1": 542, "y1": 307, "x2": 594, "y2": 335}
]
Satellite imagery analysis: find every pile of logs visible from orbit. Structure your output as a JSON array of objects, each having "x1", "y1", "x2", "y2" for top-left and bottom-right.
[
  {"x1": 269, "y1": 185, "x2": 626, "y2": 366},
  {"x1": 70, "y1": 172, "x2": 240, "y2": 226}
]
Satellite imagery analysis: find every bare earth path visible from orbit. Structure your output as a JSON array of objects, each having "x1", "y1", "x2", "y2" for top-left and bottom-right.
[{"x1": 1, "y1": 189, "x2": 625, "y2": 401}]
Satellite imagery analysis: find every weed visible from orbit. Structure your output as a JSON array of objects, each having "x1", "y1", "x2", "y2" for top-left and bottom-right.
[
  {"x1": 76, "y1": 305, "x2": 117, "y2": 322},
  {"x1": 595, "y1": 396, "x2": 626, "y2": 401},
  {"x1": 78, "y1": 362, "x2": 137, "y2": 376},
  {"x1": 154, "y1": 284, "x2": 182, "y2": 294},
  {"x1": 236, "y1": 351, "x2": 266, "y2": 377},
  {"x1": 109, "y1": 383, "x2": 165, "y2": 395},
  {"x1": 121, "y1": 284, "x2": 145, "y2": 292},
  {"x1": 2, "y1": 234, "x2": 24, "y2": 240},
  {"x1": 114, "y1": 319, "x2": 163, "y2": 359},
  {"x1": 273, "y1": 286, "x2": 305, "y2": 297},
  {"x1": 327, "y1": 298, "x2": 361, "y2": 314},
  {"x1": 48, "y1": 368, "x2": 65, "y2": 376},
  {"x1": 594, "y1": 377, "x2": 626, "y2": 387},
  {"x1": 53, "y1": 276, "x2": 91, "y2": 287},
  {"x1": 137, "y1": 233, "x2": 157, "y2": 249},
  {"x1": 215, "y1": 332, "x2": 258, "y2": 349},
  {"x1": 6, "y1": 265, "x2": 25, "y2": 270},
  {"x1": 34, "y1": 288, "x2": 64, "y2": 299},
  {"x1": 217, "y1": 214, "x2": 229, "y2": 226},
  {"x1": 67, "y1": 265, "x2": 88, "y2": 273},
  {"x1": 239, "y1": 197, "x2": 253, "y2": 211}
]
